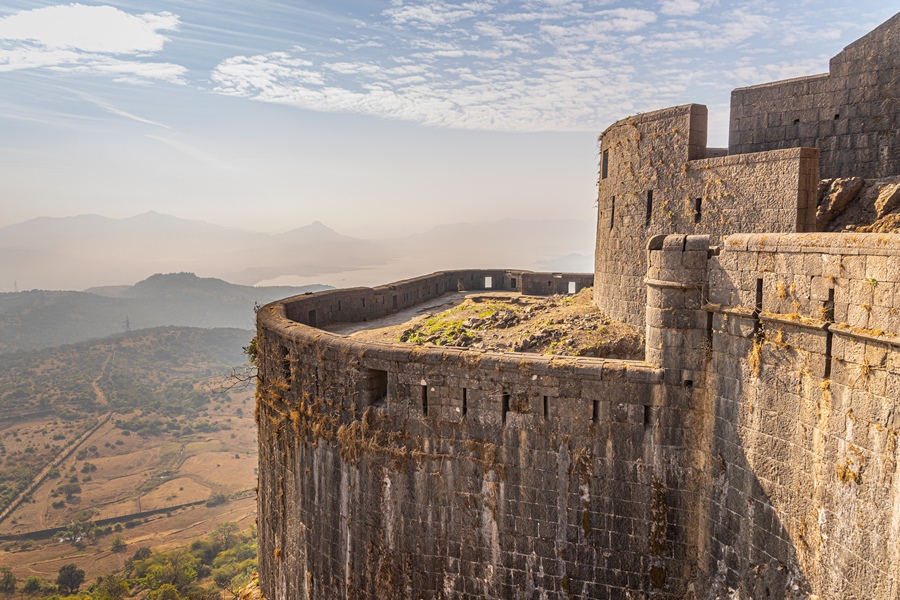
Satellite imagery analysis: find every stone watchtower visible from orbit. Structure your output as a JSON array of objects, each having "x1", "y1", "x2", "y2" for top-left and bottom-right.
[{"x1": 593, "y1": 104, "x2": 817, "y2": 329}]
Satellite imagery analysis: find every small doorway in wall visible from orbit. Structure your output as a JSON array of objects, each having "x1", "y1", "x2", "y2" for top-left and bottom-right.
[
  {"x1": 307, "y1": 310, "x2": 317, "y2": 327},
  {"x1": 485, "y1": 276, "x2": 493, "y2": 289},
  {"x1": 568, "y1": 281, "x2": 577, "y2": 294},
  {"x1": 510, "y1": 277, "x2": 517, "y2": 289}
]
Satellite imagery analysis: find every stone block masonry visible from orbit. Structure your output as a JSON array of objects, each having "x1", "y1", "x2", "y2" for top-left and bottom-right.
[
  {"x1": 256, "y1": 269, "x2": 700, "y2": 599},
  {"x1": 697, "y1": 232, "x2": 900, "y2": 598},
  {"x1": 729, "y1": 13, "x2": 900, "y2": 179},
  {"x1": 257, "y1": 230, "x2": 900, "y2": 599},
  {"x1": 593, "y1": 103, "x2": 818, "y2": 331}
]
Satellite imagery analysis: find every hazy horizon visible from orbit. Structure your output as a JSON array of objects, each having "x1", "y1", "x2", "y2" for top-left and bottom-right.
[{"x1": 0, "y1": 211, "x2": 596, "y2": 292}]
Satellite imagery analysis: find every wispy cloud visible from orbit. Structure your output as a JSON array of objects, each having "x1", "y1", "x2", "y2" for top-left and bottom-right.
[
  {"x1": 208, "y1": 1, "x2": 861, "y2": 132},
  {"x1": 659, "y1": 0, "x2": 716, "y2": 17},
  {"x1": 0, "y1": 1, "x2": 883, "y2": 133},
  {"x1": 0, "y1": 4, "x2": 186, "y2": 83},
  {"x1": 72, "y1": 90, "x2": 171, "y2": 128}
]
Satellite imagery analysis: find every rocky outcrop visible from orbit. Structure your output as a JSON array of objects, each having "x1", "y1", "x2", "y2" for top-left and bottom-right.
[
  {"x1": 818, "y1": 176, "x2": 900, "y2": 232},
  {"x1": 816, "y1": 177, "x2": 864, "y2": 229}
]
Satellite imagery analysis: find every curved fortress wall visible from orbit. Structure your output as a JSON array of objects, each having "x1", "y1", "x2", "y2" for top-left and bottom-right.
[
  {"x1": 593, "y1": 104, "x2": 818, "y2": 330},
  {"x1": 259, "y1": 233, "x2": 900, "y2": 599},
  {"x1": 729, "y1": 12, "x2": 900, "y2": 180},
  {"x1": 256, "y1": 270, "x2": 701, "y2": 599}
]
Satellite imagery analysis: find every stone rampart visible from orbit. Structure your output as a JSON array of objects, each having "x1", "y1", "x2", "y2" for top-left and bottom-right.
[
  {"x1": 255, "y1": 270, "x2": 705, "y2": 599},
  {"x1": 257, "y1": 234, "x2": 900, "y2": 599},
  {"x1": 695, "y1": 232, "x2": 900, "y2": 598},
  {"x1": 642, "y1": 231, "x2": 900, "y2": 597},
  {"x1": 729, "y1": 12, "x2": 900, "y2": 179}
]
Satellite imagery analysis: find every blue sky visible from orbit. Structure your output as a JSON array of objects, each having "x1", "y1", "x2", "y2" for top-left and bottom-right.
[{"x1": 0, "y1": 1, "x2": 895, "y2": 236}]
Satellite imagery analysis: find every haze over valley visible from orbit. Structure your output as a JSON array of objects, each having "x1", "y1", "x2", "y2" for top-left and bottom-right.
[{"x1": 0, "y1": 211, "x2": 595, "y2": 292}]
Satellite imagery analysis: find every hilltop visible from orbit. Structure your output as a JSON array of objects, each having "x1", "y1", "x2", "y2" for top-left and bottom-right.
[{"x1": 0, "y1": 272, "x2": 329, "y2": 354}]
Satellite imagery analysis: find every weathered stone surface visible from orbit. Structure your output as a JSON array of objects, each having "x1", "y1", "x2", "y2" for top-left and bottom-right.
[
  {"x1": 729, "y1": 13, "x2": 900, "y2": 180},
  {"x1": 875, "y1": 180, "x2": 900, "y2": 218},
  {"x1": 816, "y1": 176, "x2": 864, "y2": 228}
]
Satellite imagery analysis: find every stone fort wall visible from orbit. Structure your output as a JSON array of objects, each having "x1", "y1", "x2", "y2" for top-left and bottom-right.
[
  {"x1": 647, "y1": 232, "x2": 900, "y2": 598},
  {"x1": 729, "y1": 12, "x2": 900, "y2": 180},
  {"x1": 254, "y1": 14, "x2": 900, "y2": 599},
  {"x1": 256, "y1": 269, "x2": 700, "y2": 599},
  {"x1": 257, "y1": 234, "x2": 900, "y2": 599}
]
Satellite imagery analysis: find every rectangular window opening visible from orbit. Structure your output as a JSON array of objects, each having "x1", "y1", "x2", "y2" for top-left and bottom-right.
[
  {"x1": 753, "y1": 278, "x2": 764, "y2": 337},
  {"x1": 362, "y1": 298, "x2": 366, "y2": 308},
  {"x1": 645, "y1": 190, "x2": 653, "y2": 227},
  {"x1": 307, "y1": 309, "x2": 317, "y2": 328},
  {"x1": 279, "y1": 345, "x2": 291, "y2": 383},
  {"x1": 643, "y1": 405, "x2": 651, "y2": 430},
  {"x1": 591, "y1": 400, "x2": 600, "y2": 423},
  {"x1": 793, "y1": 118, "x2": 800, "y2": 125},
  {"x1": 824, "y1": 288, "x2": 835, "y2": 322},
  {"x1": 501, "y1": 392, "x2": 510, "y2": 424},
  {"x1": 543, "y1": 396, "x2": 549, "y2": 419},
  {"x1": 510, "y1": 277, "x2": 517, "y2": 289},
  {"x1": 601, "y1": 149, "x2": 609, "y2": 179},
  {"x1": 824, "y1": 288, "x2": 835, "y2": 379},
  {"x1": 337, "y1": 300, "x2": 342, "y2": 311},
  {"x1": 610, "y1": 196, "x2": 616, "y2": 230},
  {"x1": 568, "y1": 281, "x2": 577, "y2": 294},
  {"x1": 422, "y1": 385, "x2": 429, "y2": 417},
  {"x1": 755, "y1": 278, "x2": 764, "y2": 313},
  {"x1": 693, "y1": 197, "x2": 702, "y2": 224},
  {"x1": 834, "y1": 113, "x2": 840, "y2": 120},
  {"x1": 485, "y1": 276, "x2": 493, "y2": 289},
  {"x1": 362, "y1": 368, "x2": 388, "y2": 407},
  {"x1": 462, "y1": 388, "x2": 468, "y2": 417}
]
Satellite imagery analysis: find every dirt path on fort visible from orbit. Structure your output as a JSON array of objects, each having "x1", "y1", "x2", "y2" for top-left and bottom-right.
[{"x1": 326, "y1": 292, "x2": 469, "y2": 335}]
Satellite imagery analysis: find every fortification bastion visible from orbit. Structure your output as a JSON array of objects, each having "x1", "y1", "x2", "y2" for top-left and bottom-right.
[{"x1": 256, "y1": 233, "x2": 900, "y2": 598}]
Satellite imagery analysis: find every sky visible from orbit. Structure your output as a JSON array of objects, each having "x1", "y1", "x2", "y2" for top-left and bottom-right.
[{"x1": 0, "y1": 1, "x2": 896, "y2": 237}]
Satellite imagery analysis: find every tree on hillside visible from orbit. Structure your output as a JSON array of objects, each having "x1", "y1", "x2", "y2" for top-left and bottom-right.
[
  {"x1": 56, "y1": 563, "x2": 85, "y2": 594},
  {"x1": 92, "y1": 573, "x2": 130, "y2": 600},
  {"x1": 213, "y1": 521, "x2": 239, "y2": 552},
  {"x1": 20, "y1": 576, "x2": 41, "y2": 596},
  {"x1": 0, "y1": 568, "x2": 15, "y2": 595}
]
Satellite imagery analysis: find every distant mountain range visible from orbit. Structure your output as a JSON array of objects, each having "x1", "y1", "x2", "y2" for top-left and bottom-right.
[
  {"x1": 0, "y1": 272, "x2": 330, "y2": 354},
  {"x1": 0, "y1": 212, "x2": 594, "y2": 291}
]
